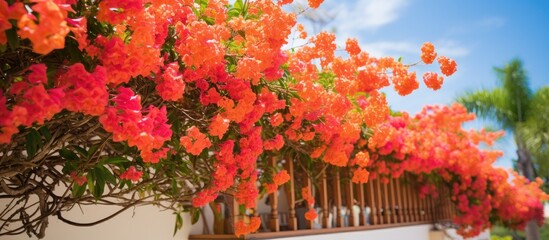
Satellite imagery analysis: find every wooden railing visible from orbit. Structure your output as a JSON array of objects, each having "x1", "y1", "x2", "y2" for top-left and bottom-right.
[{"x1": 190, "y1": 162, "x2": 456, "y2": 240}]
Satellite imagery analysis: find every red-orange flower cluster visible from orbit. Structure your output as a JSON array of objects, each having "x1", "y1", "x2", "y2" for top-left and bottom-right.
[
  {"x1": 0, "y1": 1, "x2": 543, "y2": 238},
  {"x1": 421, "y1": 42, "x2": 437, "y2": 64},
  {"x1": 120, "y1": 166, "x2": 143, "y2": 182}
]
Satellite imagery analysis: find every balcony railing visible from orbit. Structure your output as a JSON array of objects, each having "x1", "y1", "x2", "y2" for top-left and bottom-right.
[{"x1": 190, "y1": 159, "x2": 456, "y2": 239}]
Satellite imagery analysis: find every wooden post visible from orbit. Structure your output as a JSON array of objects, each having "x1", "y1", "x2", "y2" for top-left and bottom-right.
[
  {"x1": 394, "y1": 178, "x2": 404, "y2": 223},
  {"x1": 388, "y1": 178, "x2": 397, "y2": 224},
  {"x1": 382, "y1": 179, "x2": 391, "y2": 224},
  {"x1": 399, "y1": 178, "x2": 409, "y2": 223},
  {"x1": 366, "y1": 179, "x2": 377, "y2": 225},
  {"x1": 345, "y1": 172, "x2": 356, "y2": 227},
  {"x1": 334, "y1": 169, "x2": 344, "y2": 227},
  {"x1": 230, "y1": 194, "x2": 239, "y2": 235},
  {"x1": 284, "y1": 157, "x2": 298, "y2": 230},
  {"x1": 427, "y1": 193, "x2": 433, "y2": 222},
  {"x1": 269, "y1": 157, "x2": 280, "y2": 232},
  {"x1": 303, "y1": 176, "x2": 314, "y2": 229},
  {"x1": 374, "y1": 178, "x2": 384, "y2": 224},
  {"x1": 417, "y1": 186, "x2": 425, "y2": 222},
  {"x1": 407, "y1": 174, "x2": 418, "y2": 222},
  {"x1": 320, "y1": 170, "x2": 330, "y2": 228},
  {"x1": 357, "y1": 183, "x2": 366, "y2": 226}
]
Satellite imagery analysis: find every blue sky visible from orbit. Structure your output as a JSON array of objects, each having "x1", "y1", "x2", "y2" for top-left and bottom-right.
[{"x1": 291, "y1": 0, "x2": 549, "y2": 169}]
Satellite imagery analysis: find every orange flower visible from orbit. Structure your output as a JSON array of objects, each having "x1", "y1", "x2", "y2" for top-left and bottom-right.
[
  {"x1": 120, "y1": 166, "x2": 143, "y2": 182},
  {"x1": 270, "y1": 113, "x2": 284, "y2": 127},
  {"x1": 301, "y1": 187, "x2": 315, "y2": 206},
  {"x1": 352, "y1": 168, "x2": 370, "y2": 184},
  {"x1": 420, "y1": 42, "x2": 437, "y2": 64},
  {"x1": 304, "y1": 208, "x2": 318, "y2": 221},
  {"x1": 0, "y1": 1, "x2": 25, "y2": 44},
  {"x1": 438, "y1": 56, "x2": 457, "y2": 76},
  {"x1": 236, "y1": 57, "x2": 262, "y2": 85},
  {"x1": 235, "y1": 216, "x2": 261, "y2": 237},
  {"x1": 17, "y1": 0, "x2": 70, "y2": 54},
  {"x1": 264, "y1": 183, "x2": 278, "y2": 194},
  {"x1": 209, "y1": 114, "x2": 230, "y2": 138},
  {"x1": 180, "y1": 126, "x2": 212, "y2": 155},
  {"x1": 422, "y1": 72, "x2": 444, "y2": 90},
  {"x1": 273, "y1": 170, "x2": 290, "y2": 186},
  {"x1": 345, "y1": 38, "x2": 361, "y2": 56},
  {"x1": 308, "y1": 0, "x2": 324, "y2": 9},
  {"x1": 354, "y1": 151, "x2": 370, "y2": 167}
]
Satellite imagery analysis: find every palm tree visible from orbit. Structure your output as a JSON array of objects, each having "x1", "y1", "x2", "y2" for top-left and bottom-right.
[{"x1": 457, "y1": 59, "x2": 549, "y2": 240}]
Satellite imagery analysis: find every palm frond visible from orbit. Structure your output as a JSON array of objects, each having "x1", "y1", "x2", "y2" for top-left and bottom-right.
[
  {"x1": 457, "y1": 88, "x2": 515, "y2": 129},
  {"x1": 520, "y1": 87, "x2": 549, "y2": 177},
  {"x1": 494, "y1": 59, "x2": 532, "y2": 122}
]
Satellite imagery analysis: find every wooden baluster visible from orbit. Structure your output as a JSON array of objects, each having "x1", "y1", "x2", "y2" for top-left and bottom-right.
[
  {"x1": 230, "y1": 194, "x2": 239, "y2": 234},
  {"x1": 434, "y1": 187, "x2": 441, "y2": 222},
  {"x1": 357, "y1": 183, "x2": 366, "y2": 226},
  {"x1": 320, "y1": 170, "x2": 330, "y2": 228},
  {"x1": 374, "y1": 178, "x2": 384, "y2": 224},
  {"x1": 423, "y1": 192, "x2": 430, "y2": 222},
  {"x1": 426, "y1": 190, "x2": 432, "y2": 222},
  {"x1": 394, "y1": 178, "x2": 404, "y2": 223},
  {"x1": 437, "y1": 186, "x2": 447, "y2": 220},
  {"x1": 440, "y1": 186, "x2": 447, "y2": 221},
  {"x1": 345, "y1": 173, "x2": 356, "y2": 227},
  {"x1": 418, "y1": 188, "x2": 425, "y2": 222},
  {"x1": 302, "y1": 175, "x2": 314, "y2": 229},
  {"x1": 407, "y1": 174, "x2": 418, "y2": 222},
  {"x1": 399, "y1": 178, "x2": 409, "y2": 223},
  {"x1": 269, "y1": 157, "x2": 280, "y2": 232},
  {"x1": 366, "y1": 179, "x2": 377, "y2": 225},
  {"x1": 284, "y1": 157, "x2": 298, "y2": 230},
  {"x1": 445, "y1": 186, "x2": 452, "y2": 220},
  {"x1": 334, "y1": 169, "x2": 344, "y2": 227},
  {"x1": 381, "y1": 179, "x2": 391, "y2": 224},
  {"x1": 388, "y1": 178, "x2": 397, "y2": 224}
]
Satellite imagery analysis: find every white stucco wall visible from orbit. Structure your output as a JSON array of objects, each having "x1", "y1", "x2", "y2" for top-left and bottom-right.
[
  {"x1": 1, "y1": 198, "x2": 489, "y2": 240},
  {"x1": 1, "y1": 204, "x2": 191, "y2": 240},
  {"x1": 278, "y1": 225, "x2": 432, "y2": 240},
  {"x1": 274, "y1": 225, "x2": 490, "y2": 240}
]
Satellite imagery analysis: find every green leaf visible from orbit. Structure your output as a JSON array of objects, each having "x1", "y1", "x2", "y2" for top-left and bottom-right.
[
  {"x1": 6, "y1": 26, "x2": 19, "y2": 50},
  {"x1": 72, "y1": 183, "x2": 87, "y2": 198},
  {"x1": 171, "y1": 178, "x2": 178, "y2": 195},
  {"x1": 88, "y1": 145, "x2": 100, "y2": 158},
  {"x1": 87, "y1": 171, "x2": 95, "y2": 195},
  {"x1": 191, "y1": 208, "x2": 200, "y2": 224},
  {"x1": 73, "y1": 146, "x2": 89, "y2": 158},
  {"x1": 98, "y1": 165, "x2": 116, "y2": 185},
  {"x1": 228, "y1": 8, "x2": 240, "y2": 18},
  {"x1": 234, "y1": 0, "x2": 243, "y2": 11},
  {"x1": 100, "y1": 156, "x2": 129, "y2": 165},
  {"x1": 62, "y1": 162, "x2": 77, "y2": 174},
  {"x1": 93, "y1": 167, "x2": 105, "y2": 198},
  {"x1": 25, "y1": 129, "x2": 41, "y2": 158},
  {"x1": 173, "y1": 213, "x2": 183, "y2": 236},
  {"x1": 38, "y1": 127, "x2": 52, "y2": 141},
  {"x1": 59, "y1": 149, "x2": 80, "y2": 161},
  {"x1": 238, "y1": 204, "x2": 246, "y2": 215}
]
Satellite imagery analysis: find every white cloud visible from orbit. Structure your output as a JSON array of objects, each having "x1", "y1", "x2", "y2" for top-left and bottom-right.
[
  {"x1": 358, "y1": 40, "x2": 469, "y2": 58},
  {"x1": 478, "y1": 16, "x2": 505, "y2": 29},
  {"x1": 435, "y1": 40, "x2": 470, "y2": 57},
  {"x1": 361, "y1": 41, "x2": 418, "y2": 57},
  {"x1": 330, "y1": 0, "x2": 409, "y2": 33}
]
